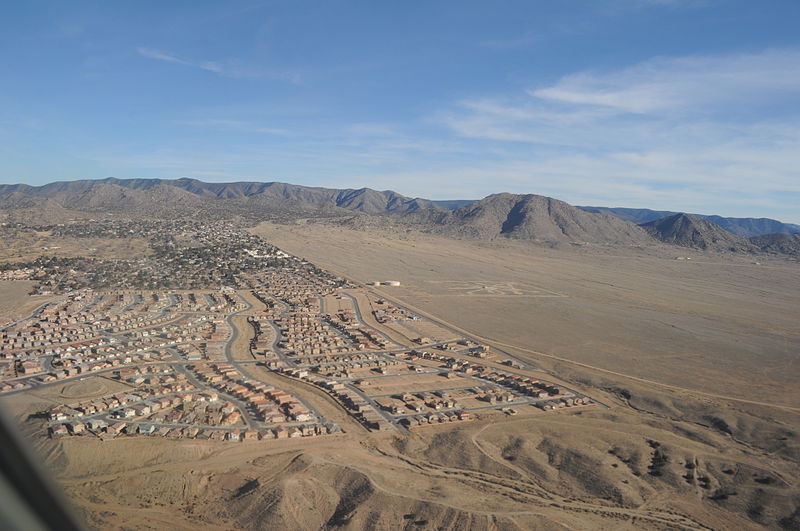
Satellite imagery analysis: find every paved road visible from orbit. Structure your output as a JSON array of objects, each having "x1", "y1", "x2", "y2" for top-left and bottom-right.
[
  {"x1": 238, "y1": 287, "x2": 603, "y2": 430},
  {"x1": 222, "y1": 291, "x2": 326, "y2": 425},
  {"x1": 339, "y1": 291, "x2": 401, "y2": 348},
  {"x1": 343, "y1": 381, "x2": 407, "y2": 433},
  {"x1": 174, "y1": 364, "x2": 259, "y2": 429},
  {"x1": 222, "y1": 293, "x2": 252, "y2": 362},
  {"x1": 6, "y1": 283, "x2": 607, "y2": 439},
  {"x1": 0, "y1": 300, "x2": 52, "y2": 331}
]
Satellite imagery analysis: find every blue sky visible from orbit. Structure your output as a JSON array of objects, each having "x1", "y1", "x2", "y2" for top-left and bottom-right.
[{"x1": 2, "y1": 1, "x2": 800, "y2": 222}]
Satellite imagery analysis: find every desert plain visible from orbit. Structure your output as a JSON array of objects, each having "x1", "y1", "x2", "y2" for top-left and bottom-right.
[{"x1": 1, "y1": 220, "x2": 798, "y2": 530}]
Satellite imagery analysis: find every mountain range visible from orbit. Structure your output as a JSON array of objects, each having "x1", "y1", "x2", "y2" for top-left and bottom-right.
[
  {"x1": 639, "y1": 213, "x2": 759, "y2": 253},
  {"x1": 412, "y1": 193, "x2": 651, "y2": 245},
  {"x1": 0, "y1": 177, "x2": 797, "y2": 256},
  {"x1": 578, "y1": 205, "x2": 800, "y2": 238},
  {"x1": 0, "y1": 177, "x2": 447, "y2": 216}
]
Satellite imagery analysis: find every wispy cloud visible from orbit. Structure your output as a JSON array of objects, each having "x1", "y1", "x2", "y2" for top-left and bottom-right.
[
  {"x1": 349, "y1": 144, "x2": 800, "y2": 220},
  {"x1": 346, "y1": 122, "x2": 398, "y2": 137},
  {"x1": 136, "y1": 47, "x2": 299, "y2": 82},
  {"x1": 434, "y1": 48, "x2": 800, "y2": 219},
  {"x1": 531, "y1": 49, "x2": 800, "y2": 114},
  {"x1": 85, "y1": 46, "x2": 800, "y2": 222},
  {"x1": 136, "y1": 47, "x2": 222, "y2": 73},
  {"x1": 178, "y1": 119, "x2": 293, "y2": 136},
  {"x1": 443, "y1": 48, "x2": 800, "y2": 147}
]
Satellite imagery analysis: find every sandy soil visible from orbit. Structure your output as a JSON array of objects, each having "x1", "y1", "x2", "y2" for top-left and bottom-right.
[
  {"x1": 0, "y1": 280, "x2": 52, "y2": 322},
  {"x1": 12, "y1": 389, "x2": 787, "y2": 530},
  {"x1": 251, "y1": 221, "x2": 800, "y2": 408},
  {"x1": 0, "y1": 233, "x2": 151, "y2": 262},
  {"x1": 3, "y1": 221, "x2": 798, "y2": 530}
]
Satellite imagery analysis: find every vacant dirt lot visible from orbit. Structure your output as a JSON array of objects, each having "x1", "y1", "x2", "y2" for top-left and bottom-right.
[
  {"x1": 252, "y1": 221, "x2": 800, "y2": 408},
  {"x1": 0, "y1": 280, "x2": 51, "y2": 323},
  {"x1": 0, "y1": 231, "x2": 151, "y2": 262}
]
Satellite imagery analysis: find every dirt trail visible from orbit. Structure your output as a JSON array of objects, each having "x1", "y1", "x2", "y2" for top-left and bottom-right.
[
  {"x1": 365, "y1": 446, "x2": 713, "y2": 531},
  {"x1": 77, "y1": 497, "x2": 214, "y2": 530},
  {"x1": 470, "y1": 423, "x2": 528, "y2": 479}
]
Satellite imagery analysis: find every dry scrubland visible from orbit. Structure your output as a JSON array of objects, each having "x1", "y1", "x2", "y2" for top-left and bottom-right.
[
  {"x1": 246, "y1": 220, "x2": 798, "y2": 529},
  {"x1": 0, "y1": 280, "x2": 50, "y2": 322},
  {"x1": 252, "y1": 221, "x2": 800, "y2": 408},
  {"x1": 2, "y1": 221, "x2": 798, "y2": 530},
  {"x1": 0, "y1": 231, "x2": 151, "y2": 262},
  {"x1": 9, "y1": 390, "x2": 793, "y2": 530}
]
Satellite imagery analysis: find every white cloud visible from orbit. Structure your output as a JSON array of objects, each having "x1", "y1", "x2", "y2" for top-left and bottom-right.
[
  {"x1": 530, "y1": 49, "x2": 800, "y2": 114},
  {"x1": 136, "y1": 47, "x2": 300, "y2": 82},
  {"x1": 87, "y1": 47, "x2": 800, "y2": 222},
  {"x1": 349, "y1": 145, "x2": 800, "y2": 221},
  {"x1": 178, "y1": 119, "x2": 292, "y2": 136},
  {"x1": 136, "y1": 47, "x2": 181, "y2": 64},
  {"x1": 431, "y1": 48, "x2": 800, "y2": 220},
  {"x1": 136, "y1": 47, "x2": 221, "y2": 73},
  {"x1": 346, "y1": 122, "x2": 398, "y2": 137}
]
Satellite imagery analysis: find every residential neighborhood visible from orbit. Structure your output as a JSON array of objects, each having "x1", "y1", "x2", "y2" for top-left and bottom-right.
[{"x1": 0, "y1": 225, "x2": 593, "y2": 443}]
